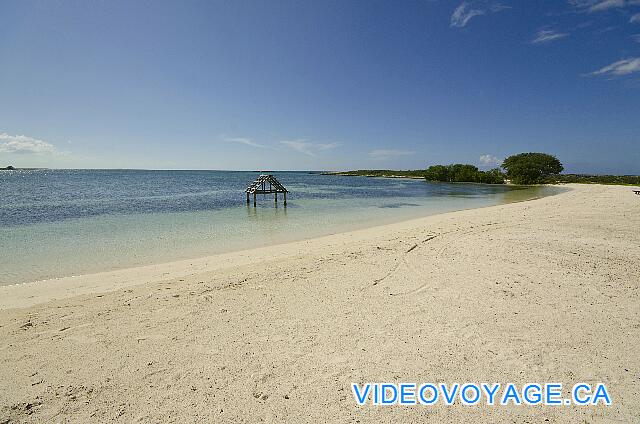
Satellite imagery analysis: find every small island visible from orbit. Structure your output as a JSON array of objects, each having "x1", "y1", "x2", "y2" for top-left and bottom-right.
[
  {"x1": 1, "y1": 165, "x2": 16, "y2": 171},
  {"x1": 324, "y1": 169, "x2": 426, "y2": 179},
  {"x1": 329, "y1": 153, "x2": 640, "y2": 186}
]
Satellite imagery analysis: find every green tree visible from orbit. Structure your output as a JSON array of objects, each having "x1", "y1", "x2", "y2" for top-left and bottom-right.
[
  {"x1": 448, "y1": 164, "x2": 481, "y2": 182},
  {"x1": 478, "y1": 168, "x2": 505, "y2": 184},
  {"x1": 425, "y1": 163, "x2": 505, "y2": 184},
  {"x1": 424, "y1": 165, "x2": 449, "y2": 182},
  {"x1": 501, "y1": 153, "x2": 563, "y2": 184}
]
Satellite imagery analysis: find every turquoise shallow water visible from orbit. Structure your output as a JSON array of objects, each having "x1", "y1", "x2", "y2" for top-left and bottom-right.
[{"x1": 0, "y1": 170, "x2": 562, "y2": 285}]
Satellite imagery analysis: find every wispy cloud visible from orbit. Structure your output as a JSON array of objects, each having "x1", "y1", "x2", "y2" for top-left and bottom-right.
[
  {"x1": 316, "y1": 142, "x2": 341, "y2": 150},
  {"x1": 224, "y1": 137, "x2": 265, "y2": 148},
  {"x1": 450, "y1": 1, "x2": 510, "y2": 28},
  {"x1": 569, "y1": 0, "x2": 640, "y2": 12},
  {"x1": 279, "y1": 139, "x2": 341, "y2": 156},
  {"x1": 0, "y1": 132, "x2": 56, "y2": 154},
  {"x1": 532, "y1": 29, "x2": 569, "y2": 44},
  {"x1": 479, "y1": 154, "x2": 501, "y2": 166},
  {"x1": 451, "y1": 3, "x2": 485, "y2": 27},
  {"x1": 590, "y1": 0, "x2": 625, "y2": 11},
  {"x1": 631, "y1": 12, "x2": 640, "y2": 23},
  {"x1": 632, "y1": 34, "x2": 640, "y2": 42},
  {"x1": 368, "y1": 149, "x2": 415, "y2": 160},
  {"x1": 589, "y1": 57, "x2": 640, "y2": 76}
]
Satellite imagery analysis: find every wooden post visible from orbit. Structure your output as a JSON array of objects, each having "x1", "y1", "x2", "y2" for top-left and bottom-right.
[
  {"x1": 274, "y1": 192, "x2": 277, "y2": 203},
  {"x1": 253, "y1": 192, "x2": 257, "y2": 207},
  {"x1": 246, "y1": 192, "x2": 250, "y2": 204},
  {"x1": 283, "y1": 192, "x2": 287, "y2": 206}
]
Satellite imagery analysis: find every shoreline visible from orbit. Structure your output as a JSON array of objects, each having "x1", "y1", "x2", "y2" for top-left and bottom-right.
[
  {"x1": 0, "y1": 184, "x2": 563, "y2": 297},
  {"x1": 0, "y1": 185, "x2": 566, "y2": 310},
  {"x1": 323, "y1": 172, "x2": 426, "y2": 179},
  {"x1": 327, "y1": 171, "x2": 640, "y2": 186},
  {"x1": 1, "y1": 183, "x2": 639, "y2": 422}
]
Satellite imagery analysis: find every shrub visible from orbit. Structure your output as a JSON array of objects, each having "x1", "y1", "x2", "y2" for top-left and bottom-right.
[
  {"x1": 424, "y1": 165, "x2": 450, "y2": 182},
  {"x1": 502, "y1": 153, "x2": 563, "y2": 184},
  {"x1": 424, "y1": 164, "x2": 505, "y2": 184}
]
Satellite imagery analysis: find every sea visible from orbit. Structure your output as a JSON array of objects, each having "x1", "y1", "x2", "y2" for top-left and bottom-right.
[{"x1": 0, "y1": 169, "x2": 563, "y2": 286}]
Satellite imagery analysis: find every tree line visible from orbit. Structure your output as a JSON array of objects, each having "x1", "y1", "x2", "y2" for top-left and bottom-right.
[
  {"x1": 424, "y1": 164, "x2": 505, "y2": 184},
  {"x1": 333, "y1": 152, "x2": 637, "y2": 186},
  {"x1": 425, "y1": 153, "x2": 563, "y2": 185}
]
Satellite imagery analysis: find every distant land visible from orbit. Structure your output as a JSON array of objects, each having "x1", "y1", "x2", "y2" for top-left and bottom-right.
[
  {"x1": 1, "y1": 167, "x2": 637, "y2": 185},
  {"x1": 0, "y1": 166, "x2": 45, "y2": 171},
  {"x1": 323, "y1": 170, "x2": 426, "y2": 179},
  {"x1": 327, "y1": 170, "x2": 640, "y2": 186}
]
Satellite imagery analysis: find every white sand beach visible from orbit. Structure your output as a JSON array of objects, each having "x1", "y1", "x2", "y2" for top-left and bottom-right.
[{"x1": 1, "y1": 184, "x2": 638, "y2": 422}]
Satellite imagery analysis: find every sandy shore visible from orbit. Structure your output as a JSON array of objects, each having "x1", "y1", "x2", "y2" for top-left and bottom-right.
[{"x1": 1, "y1": 184, "x2": 638, "y2": 422}]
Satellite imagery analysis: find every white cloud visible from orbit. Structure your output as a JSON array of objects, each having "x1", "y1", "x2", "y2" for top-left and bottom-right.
[
  {"x1": 590, "y1": 0, "x2": 624, "y2": 11},
  {"x1": 589, "y1": 57, "x2": 640, "y2": 76},
  {"x1": 569, "y1": 0, "x2": 640, "y2": 12},
  {"x1": 368, "y1": 149, "x2": 415, "y2": 160},
  {"x1": 451, "y1": 3, "x2": 485, "y2": 27},
  {"x1": 479, "y1": 154, "x2": 501, "y2": 166},
  {"x1": 316, "y1": 142, "x2": 341, "y2": 151},
  {"x1": 280, "y1": 140, "x2": 314, "y2": 155},
  {"x1": 0, "y1": 132, "x2": 56, "y2": 154},
  {"x1": 450, "y1": 1, "x2": 510, "y2": 28},
  {"x1": 225, "y1": 137, "x2": 265, "y2": 148},
  {"x1": 532, "y1": 29, "x2": 569, "y2": 44},
  {"x1": 279, "y1": 140, "x2": 341, "y2": 156},
  {"x1": 630, "y1": 13, "x2": 640, "y2": 23}
]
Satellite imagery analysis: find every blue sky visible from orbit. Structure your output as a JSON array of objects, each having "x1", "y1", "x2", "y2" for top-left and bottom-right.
[{"x1": 0, "y1": 0, "x2": 639, "y2": 173}]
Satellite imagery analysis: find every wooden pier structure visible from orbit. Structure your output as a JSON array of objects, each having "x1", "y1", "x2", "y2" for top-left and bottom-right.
[{"x1": 245, "y1": 174, "x2": 288, "y2": 207}]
